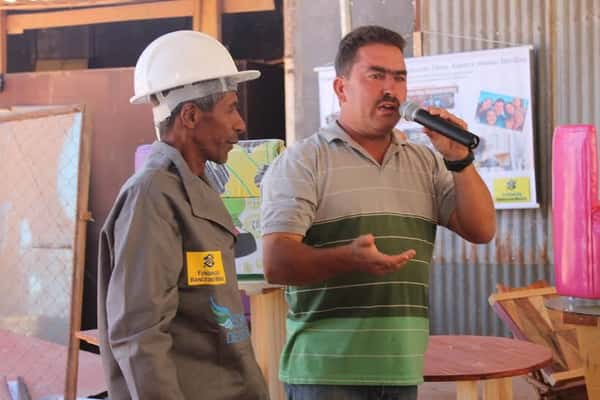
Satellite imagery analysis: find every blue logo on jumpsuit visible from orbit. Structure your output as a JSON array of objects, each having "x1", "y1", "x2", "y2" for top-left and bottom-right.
[{"x1": 209, "y1": 296, "x2": 250, "y2": 344}]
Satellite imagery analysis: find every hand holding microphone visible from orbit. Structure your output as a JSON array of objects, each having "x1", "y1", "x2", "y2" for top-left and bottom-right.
[{"x1": 399, "y1": 101, "x2": 480, "y2": 149}]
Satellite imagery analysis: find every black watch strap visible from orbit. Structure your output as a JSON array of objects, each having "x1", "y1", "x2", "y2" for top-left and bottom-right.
[{"x1": 444, "y1": 150, "x2": 474, "y2": 172}]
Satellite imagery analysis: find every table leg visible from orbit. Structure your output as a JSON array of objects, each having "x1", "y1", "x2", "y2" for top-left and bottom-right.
[
  {"x1": 575, "y1": 325, "x2": 600, "y2": 400},
  {"x1": 483, "y1": 377, "x2": 513, "y2": 400},
  {"x1": 250, "y1": 288, "x2": 287, "y2": 400},
  {"x1": 455, "y1": 381, "x2": 478, "y2": 400}
]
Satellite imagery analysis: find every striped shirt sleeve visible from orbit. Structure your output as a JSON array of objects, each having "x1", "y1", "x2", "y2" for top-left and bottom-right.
[{"x1": 260, "y1": 141, "x2": 318, "y2": 236}]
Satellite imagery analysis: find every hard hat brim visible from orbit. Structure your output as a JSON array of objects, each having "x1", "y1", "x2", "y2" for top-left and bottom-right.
[{"x1": 129, "y1": 69, "x2": 261, "y2": 104}]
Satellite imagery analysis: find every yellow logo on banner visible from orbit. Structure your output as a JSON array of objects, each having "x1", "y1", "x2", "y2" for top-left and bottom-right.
[
  {"x1": 186, "y1": 251, "x2": 226, "y2": 286},
  {"x1": 493, "y1": 177, "x2": 531, "y2": 202}
]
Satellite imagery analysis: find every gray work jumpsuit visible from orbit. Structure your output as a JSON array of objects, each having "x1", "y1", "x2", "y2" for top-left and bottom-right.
[{"x1": 97, "y1": 142, "x2": 269, "y2": 400}]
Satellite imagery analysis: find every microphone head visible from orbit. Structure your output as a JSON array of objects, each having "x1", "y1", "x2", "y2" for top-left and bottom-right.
[{"x1": 399, "y1": 101, "x2": 420, "y2": 121}]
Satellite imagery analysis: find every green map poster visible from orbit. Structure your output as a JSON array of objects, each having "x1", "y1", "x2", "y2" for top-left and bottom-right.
[{"x1": 206, "y1": 139, "x2": 284, "y2": 279}]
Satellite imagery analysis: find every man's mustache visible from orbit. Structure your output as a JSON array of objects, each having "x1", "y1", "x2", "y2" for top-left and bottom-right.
[{"x1": 377, "y1": 94, "x2": 400, "y2": 107}]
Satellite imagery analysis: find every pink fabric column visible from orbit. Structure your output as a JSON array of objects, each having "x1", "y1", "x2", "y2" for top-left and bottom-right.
[{"x1": 552, "y1": 125, "x2": 600, "y2": 298}]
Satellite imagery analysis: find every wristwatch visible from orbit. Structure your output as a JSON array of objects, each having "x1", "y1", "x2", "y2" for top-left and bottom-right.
[{"x1": 444, "y1": 150, "x2": 474, "y2": 172}]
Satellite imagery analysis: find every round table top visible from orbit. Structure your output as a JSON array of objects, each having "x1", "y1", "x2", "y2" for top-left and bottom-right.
[{"x1": 424, "y1": 335, "x2": 553, "y2": 382}]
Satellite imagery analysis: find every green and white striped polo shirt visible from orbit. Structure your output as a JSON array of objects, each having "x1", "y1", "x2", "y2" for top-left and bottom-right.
[{"x1": 261, "y1": 122, "x2": 456, "y2": 385}]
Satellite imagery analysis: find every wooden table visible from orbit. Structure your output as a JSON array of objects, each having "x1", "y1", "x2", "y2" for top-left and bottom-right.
[
  {"x1": 241, "y1": 287, "x2": 554, "y2": 400},
  {"x1": 0, "y1": 328, "x2": 105, "y2": 399},
  {"x1": 238, "y1": 282, "x2": 286, "y2": 400},
  {"x1": 424, "y1": 335, "x2": 553, "y2": 400},
  {"x1": 545, "y1": 297, "x2": 600, "y2": 399}
]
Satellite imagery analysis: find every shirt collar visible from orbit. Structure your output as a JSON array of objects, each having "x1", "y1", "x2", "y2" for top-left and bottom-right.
[
  {"x1": 318, "y1": 121, "x2": 407, "y2": 151},
  {"x1": 146, "y1": 141, "x2": 236, "y2": 234}
]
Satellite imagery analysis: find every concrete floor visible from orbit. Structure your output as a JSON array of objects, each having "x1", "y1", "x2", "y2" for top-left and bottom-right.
[{"x1": 418, "y1": 377, "x2": 539, "y2": 399}]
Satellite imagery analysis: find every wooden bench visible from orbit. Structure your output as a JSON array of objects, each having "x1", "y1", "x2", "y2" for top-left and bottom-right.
[
  {"x1": 488, "y1": 281, "x2": 587, "y2": 399},
  {"x1": 75, "y1": 329, "x2": 100, "y2": 347}
]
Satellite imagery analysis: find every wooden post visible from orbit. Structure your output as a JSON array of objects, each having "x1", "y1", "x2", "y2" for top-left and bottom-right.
[
  {"x1": 575, "y1": 324, "x2": 600, "y2": 399},
  {"x1": 455, "y1": 381, "x2": 478, "y2": 400},
  {"x1": 0, "y1": 11, "x2": 7, "y2": 75},
  {"x1": 338, "y1": 0, "x2": 351, "y2": 38},
  {"x1": 64, "y1": 106, "x2": 93, "y2": 400},
  {"x1": 250, "y1": 288, "x2": 287, "y2": 400},
  {"x1": 283, "y1": 0, "x2": 296, "y2": 145},
  {"x1": 193, "y1": 0, "x2": 222, "y2": 40},
  {"x1": 412, "y1": 31, "x2": 423, "y2": 58},
  {"x1": 553, "y1": 308, "x2": 600, "y2": 400},
  {"x1": 483, "y1": 378, "x2": 513, "y2": 400}
]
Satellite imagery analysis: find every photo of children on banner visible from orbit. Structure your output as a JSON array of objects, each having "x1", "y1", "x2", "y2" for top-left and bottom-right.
[{"x1": 475, "y1": 91, "x2": 528, "y2": 131}]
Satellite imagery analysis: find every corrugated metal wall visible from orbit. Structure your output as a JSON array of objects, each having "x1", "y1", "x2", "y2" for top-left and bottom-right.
[
  {"x1": 288, "y1": 0, "x2": 415, "y2": 143},
  {"x1": 421, "y1": 0, "x2": 600, "y2": 336},
  {"x1": 554, "y1": 0, "x2": 600, "y2": 125}
]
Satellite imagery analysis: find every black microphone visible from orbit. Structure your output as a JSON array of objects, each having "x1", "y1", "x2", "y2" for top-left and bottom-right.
[{"x1": 399, "y1": 101, "x2": 480, "y2": 149}]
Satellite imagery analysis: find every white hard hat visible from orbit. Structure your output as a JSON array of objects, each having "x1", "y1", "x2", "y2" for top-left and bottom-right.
[{"x1": 130, "y1": 30, "x2": 260, "y2": 123}]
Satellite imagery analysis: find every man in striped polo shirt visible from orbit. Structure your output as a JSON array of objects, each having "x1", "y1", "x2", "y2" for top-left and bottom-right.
[{"x1": 260, "y1": 25, "x2": 496, "y2": 400}]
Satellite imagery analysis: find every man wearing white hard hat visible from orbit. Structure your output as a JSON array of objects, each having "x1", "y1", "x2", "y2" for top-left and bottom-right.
[{"x1": 97, "y1": 30, "x2": 269, "y2": 400}]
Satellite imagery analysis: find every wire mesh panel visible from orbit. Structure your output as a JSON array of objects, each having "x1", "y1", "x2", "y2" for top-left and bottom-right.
[{"x1": 0, "y1": 107, "x2": 83, "y2": 346}]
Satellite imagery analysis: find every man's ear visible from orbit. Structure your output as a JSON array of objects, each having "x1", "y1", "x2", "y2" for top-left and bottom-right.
[
  {"x1": 180, "y1": 103, "x2": 200, "y2": 129},
  {"x1": 333, "y1": 76, "x2": 347, "y2": 103}
]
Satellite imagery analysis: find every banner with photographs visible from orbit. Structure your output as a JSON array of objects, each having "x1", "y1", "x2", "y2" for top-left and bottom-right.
[{"x1": 315, "y1": 46, "x2": 538, "y2": 209}]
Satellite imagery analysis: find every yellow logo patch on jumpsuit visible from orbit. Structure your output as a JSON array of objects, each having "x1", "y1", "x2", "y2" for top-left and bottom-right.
[{"x1": 186, "y1": 251, "x2": 226, "y2": 285}]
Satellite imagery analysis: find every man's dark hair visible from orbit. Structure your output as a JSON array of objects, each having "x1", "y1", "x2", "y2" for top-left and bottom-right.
[{"x1": 334, "y1": 25, "x2": 407, "y2": 77}]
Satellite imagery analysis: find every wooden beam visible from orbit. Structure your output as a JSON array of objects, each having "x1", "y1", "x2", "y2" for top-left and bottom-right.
[
  {"x1": 75, "y1": 329, "x2": 100, "y2": 346},
  {"x1": 0, "y1": 104, "x2": 83, "y2": 122},
  {"x1": 5, "y1": 0, "x2": 272, "y2": 35},
  {"x1": 488, "y1": 287, "x2": 557, "y2": 304},
  {"x1": 0, "y1": 0, "x2": 152, "y2": 11},
  {"x1": 192, "y1": 0, "x2": 201, "y2": 31},
  {"x1": 222, "y1": 0, "x2": 273, "y2": 13},
  {"x1": 0, "y1": 11, "x2": 6, "y2": 74},
  {"x1": 7, "y1": 0, "x2": 193, "y2": 34},
  {"x1": 338, "y1": 0, "x2": 351, "y2": 38},
  {"x1": 65, "y1": 105, "x2": 93, "y2": 400},
  {"x1": 193, "y1": 0, "x2": 222, "y2": 40},
  {"x1": 283, "y1": 0, "x2": 295, "y2": 145},
  {"x1": 412, "y1": 31, "x2": 423, "y2": 57},
  {"x1": 0, "y1": 0, "x2": 274, "y2": 13},
  {"x1": 546, "y1": 368, "x2": 585, "y2": 386}
]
